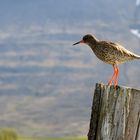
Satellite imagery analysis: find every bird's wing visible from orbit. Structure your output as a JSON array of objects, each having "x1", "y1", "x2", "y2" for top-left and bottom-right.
[{"x1": 100, "y1": 41, "x2": 138, "y2": 58}]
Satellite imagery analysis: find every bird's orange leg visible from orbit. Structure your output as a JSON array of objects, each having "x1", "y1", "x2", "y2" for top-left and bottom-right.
[
  {"x1": 108, "y1": 65, "x2": 116, "y2": 86},
  {"x1": 113, "y1": 65, "x2": 119, "y2": 86}
]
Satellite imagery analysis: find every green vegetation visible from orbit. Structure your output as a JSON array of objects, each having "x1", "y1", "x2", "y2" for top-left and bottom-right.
[
  {"x1": 0, "y1": 129, "x2": 18, "y2": 140},
  {"x1": 0, "y1": 129, "x2": 86, "y2": 140}
]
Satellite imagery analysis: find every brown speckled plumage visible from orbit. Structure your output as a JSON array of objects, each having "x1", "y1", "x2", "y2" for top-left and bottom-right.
[{"x1": 73, "y1": 34, "x2": 140, "y2": 86}]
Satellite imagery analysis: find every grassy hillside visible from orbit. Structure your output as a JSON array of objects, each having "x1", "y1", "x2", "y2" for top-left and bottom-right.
[{"x1": 0, "y1": 129, "x2": 86, "y2": 140}]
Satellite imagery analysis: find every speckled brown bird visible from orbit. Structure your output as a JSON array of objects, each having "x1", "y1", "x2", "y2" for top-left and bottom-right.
[{"x1": 73, "y1": 34, "x2": 140, "y2": 86}]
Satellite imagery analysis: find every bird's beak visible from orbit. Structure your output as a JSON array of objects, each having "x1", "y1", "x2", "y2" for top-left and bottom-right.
[{"x1": 73, "y1": 40, "x2": 84, "y2": 45}]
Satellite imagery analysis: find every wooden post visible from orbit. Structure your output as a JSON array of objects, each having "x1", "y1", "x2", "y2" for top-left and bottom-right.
[{"x1": 88, "y1": 83, "x2": 140, "y2": 140}]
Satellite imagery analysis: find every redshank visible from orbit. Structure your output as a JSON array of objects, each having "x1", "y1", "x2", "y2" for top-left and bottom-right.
[{"x1": 73, "y1": 34, "x2": 140, "y2": 86}]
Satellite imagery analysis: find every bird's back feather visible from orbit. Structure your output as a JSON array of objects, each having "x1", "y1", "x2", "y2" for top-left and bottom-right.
[{"x1": 91, "y1": 41, "x2": 140, "y2": 64}]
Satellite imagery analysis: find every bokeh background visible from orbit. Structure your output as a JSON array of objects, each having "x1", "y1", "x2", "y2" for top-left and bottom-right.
[{"x1": 0, "y1": 0, "x2": 140, "y2": 137}]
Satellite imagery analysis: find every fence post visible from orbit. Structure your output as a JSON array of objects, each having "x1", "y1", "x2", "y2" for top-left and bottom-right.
[{"x1": 88, "y1": 83, "x2": 140, "y2": 140}]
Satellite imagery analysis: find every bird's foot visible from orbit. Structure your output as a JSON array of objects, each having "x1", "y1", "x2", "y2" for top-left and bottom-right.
[
  {"x1": 108, "y1": 78, "x2": 118, "y2": 88},
  {"x1": 108, "y1": 80, "x2": 112, "y2": 86}
]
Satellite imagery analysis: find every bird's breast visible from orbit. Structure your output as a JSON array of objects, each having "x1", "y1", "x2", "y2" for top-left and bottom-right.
[{"x1": 91, "y1": 46, "x2": 113, "y2": 64}]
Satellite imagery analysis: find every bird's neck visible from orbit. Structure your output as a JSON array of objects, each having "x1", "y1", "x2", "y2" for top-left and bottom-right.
[{"x1": 88, "y1": 38, "x2": 98, "y2": 50}]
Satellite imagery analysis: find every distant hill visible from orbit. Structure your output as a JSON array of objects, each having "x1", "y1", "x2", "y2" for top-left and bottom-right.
[{"x1": 0, "y1": 0, "x2": 140, "y2": 137}]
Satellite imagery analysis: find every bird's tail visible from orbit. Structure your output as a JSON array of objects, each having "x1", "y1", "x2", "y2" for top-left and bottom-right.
[{"x1": 133, "y1": 54, "x2": 140, "y2": 59}]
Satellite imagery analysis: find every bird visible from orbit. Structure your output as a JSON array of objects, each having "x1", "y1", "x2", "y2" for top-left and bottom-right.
[{"x1": 73, "y1": 34, "x2": 140, "y2": 86}]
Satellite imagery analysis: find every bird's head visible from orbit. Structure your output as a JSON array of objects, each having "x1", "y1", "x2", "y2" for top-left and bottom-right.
[{"x1": 73, "y1": 34, "x2": 98, "y2": 46}]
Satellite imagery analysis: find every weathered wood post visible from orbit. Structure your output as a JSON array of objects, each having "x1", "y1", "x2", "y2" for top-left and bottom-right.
[{"x1": 88, "y1": 83, "x2": 140, "y2": 140}]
